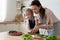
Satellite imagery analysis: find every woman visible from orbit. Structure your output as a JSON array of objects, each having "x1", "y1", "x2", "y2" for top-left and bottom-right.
[
  {"x1": 25, "y1": 8, "x2": 39, "y2": 34},
  {"x1": 30, "y1": 0, "x2": 60, "y2": 36}
]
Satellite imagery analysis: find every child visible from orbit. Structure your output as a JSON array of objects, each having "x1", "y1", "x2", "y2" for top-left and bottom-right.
[{"x1": 25, "y1": 8, "x2": 39, "y2": 34}]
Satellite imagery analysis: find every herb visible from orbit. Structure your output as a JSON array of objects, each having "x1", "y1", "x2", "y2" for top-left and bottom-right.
[
  {"x1": 46, "y1": 35, "x2": 60, "y2": 40},
  {"x1": 22, "y1": 34, "x2": 32, "y2": 40}
]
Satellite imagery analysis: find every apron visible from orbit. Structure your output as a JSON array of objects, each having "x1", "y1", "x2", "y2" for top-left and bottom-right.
[{"x1": 53, "y1": 21, "x2": 60, "y2": 36}]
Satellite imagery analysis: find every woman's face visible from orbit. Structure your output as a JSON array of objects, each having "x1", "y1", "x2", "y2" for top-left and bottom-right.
[
  {"x1": 26, "y1": 11, "x2": 32, "y2": 19},
  {"x1": 31, "y1": 5, "x2": 40, "y2": 14}
]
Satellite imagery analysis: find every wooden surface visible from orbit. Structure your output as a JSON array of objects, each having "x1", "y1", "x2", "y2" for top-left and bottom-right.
[
  {"x1": 0, "y1": 21, "x2": 21, "y2": 24},
  {"x1": 0, "y1": 32, "x2": 43, "y2": 40}
]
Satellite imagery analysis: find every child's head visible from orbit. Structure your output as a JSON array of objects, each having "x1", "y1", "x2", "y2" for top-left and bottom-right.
[{"x1": 25, "y1": 8, "x2": 34, "y2": 19}]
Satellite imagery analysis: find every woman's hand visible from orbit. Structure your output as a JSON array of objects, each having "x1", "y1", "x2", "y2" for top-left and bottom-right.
[
  {"x1": 28, "y1": 29, "x2": 36, "y2": 34},
  {"x1": 47, "y1": 24, "x2": 53, "y2": 29},
  {"x1": 39, "y1": 24, "x2": 53, "y2": 29},
  {"x1": 30, "y1": 25, "x2": 39, "y2": 34}
]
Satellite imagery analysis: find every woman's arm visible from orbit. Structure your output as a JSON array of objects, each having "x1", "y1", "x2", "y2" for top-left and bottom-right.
[
  {"x1": 38, "y1": 10, "x2": 54, "y2": 29},
  {"x1": 35, "y1": 19, "x2": 39, "y2": 26},
  {"x1": 39, "y1": 24, "x2": 53, "y2": 29},
  {"x1": 47, "y1": 17, "x2": 53, "y2": 29},
  {"x1": 39, "y1": 8, "x2": 54, "y2": 29},
  {"x1": 39, "y1": 18, "x2": 53, "y2": 29},
  {"x1": 34, "y1": 17, "x2": 48, "y2": 29}
]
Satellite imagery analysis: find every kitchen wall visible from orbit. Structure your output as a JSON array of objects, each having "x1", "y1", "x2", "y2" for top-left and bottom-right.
[
  {"x1": 4, "y1": 0, "x2": 16, "y2": 21},
  {"x1": 40, "y1": 0, "x2": 60, "y2": 20}
]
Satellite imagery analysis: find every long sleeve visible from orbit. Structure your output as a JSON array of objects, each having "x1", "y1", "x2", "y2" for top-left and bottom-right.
[{"x1": 45, "y1": 8, "x2": 59, "y2": 25}]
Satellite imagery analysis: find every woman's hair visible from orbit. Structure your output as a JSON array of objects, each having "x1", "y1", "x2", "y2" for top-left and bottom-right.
[{"x1": 31, "y1": 0, "x2": 45, "y2": 19}]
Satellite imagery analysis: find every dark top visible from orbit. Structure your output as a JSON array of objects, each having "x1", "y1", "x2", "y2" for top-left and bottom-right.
[{"x1": 28, "y1": 19, "x2": 39, "y2": 34}]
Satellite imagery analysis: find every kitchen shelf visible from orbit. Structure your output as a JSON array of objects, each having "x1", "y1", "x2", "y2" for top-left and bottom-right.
[
  {"x1": 16, "y1": 0, "x2": 21, "y2": 1},
  {"x1": 16, "y1": 0, "x2": 21, "y2": 14},
  {"x1": 0, "y1": 21, "x2": 21, "y2": 24}
]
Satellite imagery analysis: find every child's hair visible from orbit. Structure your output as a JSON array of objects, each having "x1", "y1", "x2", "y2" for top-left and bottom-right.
[
  {"x1": 26, "y1": 8, "x2": 34, "y2": 18},
  {"x1": 26, "y1": 8, "x2": 35, "y2": 22}
]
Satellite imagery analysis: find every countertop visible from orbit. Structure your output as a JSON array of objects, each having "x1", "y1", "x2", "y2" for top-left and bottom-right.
[{"x1": 0, "y1": 32, "x2": 43, "y2": 40}]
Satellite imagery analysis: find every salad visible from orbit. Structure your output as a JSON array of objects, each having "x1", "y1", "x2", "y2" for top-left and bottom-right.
[{"x1": 22, "y1": 34, "x2": 32, "y2": 40}]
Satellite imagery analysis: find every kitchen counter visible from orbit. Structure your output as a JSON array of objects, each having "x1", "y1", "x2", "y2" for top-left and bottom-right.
[{"x1": 0, "y1": 32, "x2": 43, "y2": 40}]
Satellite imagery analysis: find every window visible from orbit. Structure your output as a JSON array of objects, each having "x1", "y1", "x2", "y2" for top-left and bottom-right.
[{"x1": 0, "y1": 0, "x2": 7, "y2": 22}]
